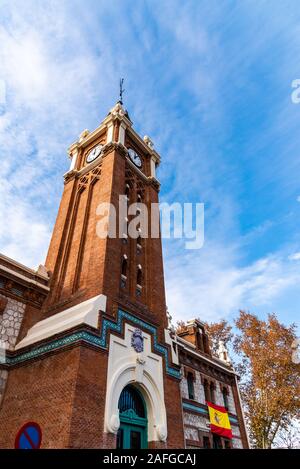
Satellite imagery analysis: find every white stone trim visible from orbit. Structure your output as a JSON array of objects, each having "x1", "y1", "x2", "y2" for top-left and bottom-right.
[
  {"x1": 104, "y1": 323, "x2": 167, "y2": 442},
  {"x1": 164, "y1": 329, "x2": 179, "y2": 365},
  {"x1": 69, "y1": 148, "x2": 78, "y2": 171},
  {"x1": 118, "y1": 122, "x2": 126, "y2": 145},
  {"x1": 106, "y1": 122, "x2": 114, "y2": 144},
  {"x1": 15, "y1": 294, "x2": 107, "y2": 350},
  {"x1": 150, "y1": 157, "x2": 156, "y2": 178},
  {"x1": 0, "y1": 254, "x2": 49, "y2": 281},
  {"x1": 0, "y1": 265, "x2": 50, "y2": 291}
]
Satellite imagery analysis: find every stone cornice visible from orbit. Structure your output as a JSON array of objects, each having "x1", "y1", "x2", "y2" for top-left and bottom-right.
[
  {"x1": 0, "y1": 253, "x2": 49, "y2": 284},
  {"x1": 0, "y1": 265, "x2": 49, "y2": 292},
  {"x1": 0, "y1": 255, "x2": 49, "y2": 308},
  {"x1": 0, "y1": 275, "x2": 48, "y2": 308}
]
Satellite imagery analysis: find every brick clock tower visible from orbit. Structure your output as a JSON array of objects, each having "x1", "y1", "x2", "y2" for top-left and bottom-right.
[{"x1": 0, "y1": 102, "x2": 185, "y2": 448}]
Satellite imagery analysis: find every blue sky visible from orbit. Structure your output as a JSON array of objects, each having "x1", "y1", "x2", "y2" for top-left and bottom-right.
[{"x1": 0, "y1": 0, "x2": 300, "y2": 327}]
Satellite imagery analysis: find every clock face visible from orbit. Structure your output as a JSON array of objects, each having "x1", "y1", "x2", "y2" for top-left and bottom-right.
[
  {"x1": 128, "y1": 148, "x2": 142, "y2": 168},
  {"x1": 86, "y1": 144, "x2": 103, "y2": 163}
]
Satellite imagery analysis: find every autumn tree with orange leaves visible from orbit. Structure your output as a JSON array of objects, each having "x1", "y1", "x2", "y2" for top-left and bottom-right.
[{"x1": 233, "y1": 311, "x2": 300, "y2": 448}]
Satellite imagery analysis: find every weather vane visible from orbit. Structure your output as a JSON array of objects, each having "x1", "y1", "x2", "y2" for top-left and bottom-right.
[{"x1": 119, "y1": 78, "x2": 125, "y2": 104}]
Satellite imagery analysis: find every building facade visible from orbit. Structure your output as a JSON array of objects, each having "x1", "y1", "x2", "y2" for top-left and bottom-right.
[{"x1": 0, "y1": 102, "x2": 248, "y2": 449}]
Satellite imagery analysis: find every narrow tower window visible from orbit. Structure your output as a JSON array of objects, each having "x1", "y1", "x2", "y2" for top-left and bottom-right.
[
  {"x1": 203, "y1": 379, "x2": 211, "y2": 402},
  {"x1": 121, "y1": 255, "x2": 128, "y2": 288},
  {"x1": 136, "y1": 265, "x2": 142, "y2": 296},
  {"x1": 210, "y1": 382, "x2": 215, "y2": 404},
  {"x1": 222, "y1": 387, "x2": 229, "y2": 410},
  {"x1": 187, "y1": 373, "x2": 195, "y2": 400},
  {"x1": 137, "y1": 265, "x2": 142, "y2": 286},
  {"x1": 121, "y1": 256, "x2": 128, "y2": 277}
]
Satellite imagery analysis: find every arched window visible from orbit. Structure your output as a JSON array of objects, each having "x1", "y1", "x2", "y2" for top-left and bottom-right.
[
  {"x1": 222, "y1": 387, "x2": 229, "y2": 410},
  {"x1": 125, "y1": 183, "x2": 130, "y2": 199},
  {"x1": 203, "y1": 332, "x2": 210, "y2": 354},
  {"x1": 121, "y1": 256, "x2": 127, "y2": 277},
  {"x1": 187, "y1": 372, "x2": 195, "y2": 400},
  {"x1": 210, "y1": 382, "x2": 215, "y2": 404},
  {"x1": 137, "y1": 266, "x2": 142, "y2": 286},
  {"x1": 118, "y1": 385, "x2": 145, "y2": 418},
  {"x1": 203, "y1": 379, "x2": 210, "y2": 402},
  {"x1": 197, "y1": 330, "x2": 204, "y2": 352}
]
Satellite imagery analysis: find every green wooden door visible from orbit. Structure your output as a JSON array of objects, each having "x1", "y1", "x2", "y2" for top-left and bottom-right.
[{"x1": 116, "y1": 385, "x2": 148, "y2": 449}]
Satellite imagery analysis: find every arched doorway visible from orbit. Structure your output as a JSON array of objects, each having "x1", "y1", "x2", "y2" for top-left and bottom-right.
[{"x1": 116, "y1": 385, "x2": 148, "y2": 449}]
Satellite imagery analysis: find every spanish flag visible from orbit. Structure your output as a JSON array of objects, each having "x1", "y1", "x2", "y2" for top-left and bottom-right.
[{"x1": 207, "y1": 402, "x2": 232, "y2": 439}]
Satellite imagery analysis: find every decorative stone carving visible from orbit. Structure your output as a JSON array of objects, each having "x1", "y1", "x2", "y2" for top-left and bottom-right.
[
  {"x1": 166, "y1": 308, "x2": 175, "y2": 334},
  {"x1": 136, "y1": 354, "x2": 146, "y2": 365},
  {"x1": 157, "y1": 424, "x2": 167, "y2": 441},
  {"x1": 143, "y1": 135, "x2": 154, "y2": 149},
  {"x1": 111, "y1": 102, "x2": 125, "y2": 119},
  {"x1": 79, "y1": 129, "x2": 90, "y2": 142},
  {"x1": 217, "y1": 340, "x2": 232, "y2": 366},
  {"x1": 108, "y1": 414, "x2": 120, "y2": 433},
  {"x1": 131, "y1": 328, "x2": 144, "y2": 353}
]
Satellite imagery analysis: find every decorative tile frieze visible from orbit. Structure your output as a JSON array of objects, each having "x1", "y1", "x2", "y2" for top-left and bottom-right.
[{"x1": 2, "y1": 308, "x2": 181, "y2": 379}]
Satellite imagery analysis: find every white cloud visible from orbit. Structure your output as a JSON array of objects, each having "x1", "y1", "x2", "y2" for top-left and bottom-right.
[
  {"x1": 297, "y1": 196, "x2": 300, "y2": 203},
  {"x1": 288, "y1": 252, "x2": 300, "y2": 261},
  {"x1": 165, "y1": 241, "x2": 300, "y2": 323},
  {"x1": 0, "y1": 1, "x2": 119, "y2": 267},
  {"x1": 0, "y1": 180, "x2": 51, "y2": 268}
]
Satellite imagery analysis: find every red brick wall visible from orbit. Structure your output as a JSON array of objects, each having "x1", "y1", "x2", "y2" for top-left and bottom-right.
[
  {"x1": 0, "y1": 348, "x2": 80, "y2": 448},
  {"x1": 0, "y1": 296, "x2": 8, "y2": 316},
  {"x1": 17, "y1": 304, "x2": 43, "y2": 343},
  {"x1": 68, "y1": 347, "x2": 110, "y2": 448},
  {"x1": 164, "y1": 375, "x2": 185, "y2": 448}
]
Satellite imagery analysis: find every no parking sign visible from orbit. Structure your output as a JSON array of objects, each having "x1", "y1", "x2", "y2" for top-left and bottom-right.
[{"x1": 15, "y1": 422, "x2": 42, "y2": 449}]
